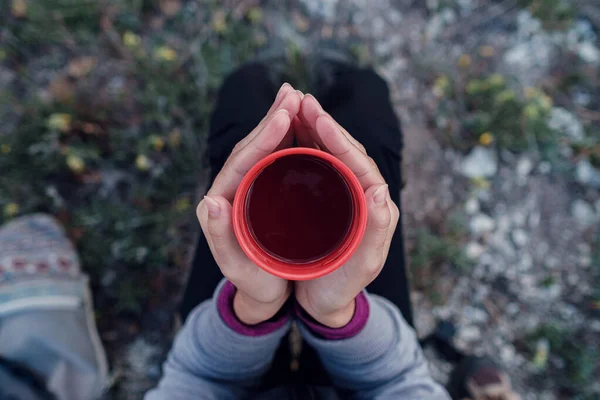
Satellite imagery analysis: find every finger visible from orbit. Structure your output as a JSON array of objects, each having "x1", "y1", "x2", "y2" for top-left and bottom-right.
[
  {"x1": 274, "y1": 125, "x2": 295, "y2": 151},
  {"x1": 266, "y1": 83, "x2": 295, "y2": 115},
  {"x1": 315, "y1": 113, "x2": 385, "y2": 189},
  {"x1": 209, "y1": 109, "x2": 291, "y2": 199},
  {"x1": 298, "y1": 95, "x2": 328, "y2": 150},
  {"x1": 300, "y1": 95, "x2": 367, "y2": 153},
  {"x1": 197, "y1": 195, "x2": 250, "y2": 271},
  {"x1": 233, "y1": 90, "x2": 302, "y2": 155},
  {"x1": 292, "y1": 116, "x2": 318, "y2": 148},
  {"x1": 275, "y1": 92, "x2": 304, "y2": 151},
  {"x1": 352, "y1": 184, "x2": 396, "y2": 279}
]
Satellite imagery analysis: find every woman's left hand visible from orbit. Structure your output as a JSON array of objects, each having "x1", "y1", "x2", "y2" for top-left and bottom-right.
[{"x1": 293, "y1": 95, "x2": 400, "y2": 328}]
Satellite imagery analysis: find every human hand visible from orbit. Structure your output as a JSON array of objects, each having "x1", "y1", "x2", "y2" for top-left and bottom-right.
[
  {"x1": 197, "y1": 83, "x2": 303, "y2": 325},
  {"x1": 294, "y1": 95, "x2": 399, "y2": 328}
]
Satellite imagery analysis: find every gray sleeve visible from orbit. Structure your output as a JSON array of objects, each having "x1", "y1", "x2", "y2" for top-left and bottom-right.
[
  {"x1": 145, "y1": 281, "x2": 291, "y2": 400},
  {"x1": 297, "y1": 294, "x2": 451, "y2": 399}
]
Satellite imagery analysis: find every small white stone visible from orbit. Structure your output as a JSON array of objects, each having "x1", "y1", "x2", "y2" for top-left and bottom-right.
[
  {"x1": 538, "y1": 162, "x2": 551, "y2": 174},
  {"x1": 465, "y1": 242, "x2": 485, "y2": 260},
  {"x1": 470, "y1": 214, "x2": 496, "y2": 235},
  {"x1": 506, "y1": 303, "x2": 520, "y2": 315},
  {"x1": 580, "y1": 255, "x2": 592, "y2": 268},
  {"x1": 460, "y1": 146, "x2": 498, "y2": 178},
  {"x1": 516, "y1": 157, "x2": 534, "y2": 177},
  {"x1": 512, "y1": 228, "x2": 529, "y2": 247},
  {"x1": 572, "y1": 199, "x2": 597, "y2": 227},
  {"x1": 545, "y1": 256, "x2": 560, "y2": 269},
  {"x1": 519, "y1": 253, "x2": 534, "y2": 270},
  {"x1": 501, "y1": 345, "x2": 516, "y2": 362},
  {"x1": 459, "y1": 325, "x2": 481, "y2": 342},
  {"x1": 575, "y1": 159, "x2": 600, "y2": 189},
  {"x1": 578, "y1": 42, "x2": 600, "y2": 64},
  {"x1": 549, "y1": 107, "x2": 585, "y2": 141},
  {"x1": 512, "y1": 211, "x2": 527, "y2": 227},
  {"x1": 465, "y1": 197, "x2": 480, "y2": 215}
]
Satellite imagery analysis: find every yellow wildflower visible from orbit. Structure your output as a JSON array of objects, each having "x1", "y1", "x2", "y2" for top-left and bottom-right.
[
  {"x1": 472, "y1": 177, "x2": 491, "y2": 190},
  {"x1": 479, "y1": 45, "x2": 495, "y2": 58},
  {"x1": 136, "y1": 154, "x2": 151, "y2": 171},
  {"x1": 11, "y1": 0, "x2": 27, "y2": 18},
  {"x1": 247, "y1": 7, "x2": 263, "y2": 25},
  {"x1": 168, "y1": 128, "x2": 181, "y2": 148},
  {"x1": 524, "y1": 104, "x2": 540, "y2": 119},
  {"x1": 532, "y1": 339, "x2": 549, "y2": 370},
  {"x1": 479, "y1": 132, "x2": 494, "y2": 146},
  {"x1": 4, "y1": 203, "x2": 19, "y2": 217},
  {"x1": 212, "y1": 10, "x2": 227, "y2": 34},
  {"x1": 66, "y1": 154, "x2": 85, "y2": 173},
  {"x1": 496, "y1": 89, "x2": 516, "y2": 104},
  {"x1": 149, "y1": 135, "x2": 165, "y2": 152},
  {"x1": 458, "y1": 54, "x2": 472, "y2": 68},
  {"x1": 154, "y1": 46, "x2": 177, "y2": 62},
  {"x1": 524, "y1": 87, "x2": 538, "y2": 99},
  {"x1": 488, "y1": 73, "x2": 505, "y2": 87},
  {"x1": 175, "y1": 197, "x2": 191, "y2": 212},
  {"x1": 433, "y1": 75, "x2": 450, "y2": 97},
  {"x1": 540, "y1": 94, "x2": 553, "y2": 111},
  {"x1": 47, "y1": 113, "x2": 72, "y2": 132},
  {"x1": 123, "y1": 31, "x2": 141, "y2": 48},
  {"x1": 1, "y1": 144, "x2": 11, "y2": 154},
  {"x1": 466, "y1": 80, "x2": 481, "y2": 94}
]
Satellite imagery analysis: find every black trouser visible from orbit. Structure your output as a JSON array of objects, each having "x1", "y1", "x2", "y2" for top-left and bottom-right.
[{"x1": 180, "y1": 62, "x2": 413, "y2": 386}]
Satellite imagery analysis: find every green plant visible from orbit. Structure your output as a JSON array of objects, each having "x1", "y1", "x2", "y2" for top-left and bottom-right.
[
  {"x1": 0, "y1": 1, "x2": 262, "y2": 316},
  {"x1": 526, "y1": 324, "x2": 600, "y2": 397},
  {"x1": 518, "y1": 0, "x2": 575, "y2": 31}
]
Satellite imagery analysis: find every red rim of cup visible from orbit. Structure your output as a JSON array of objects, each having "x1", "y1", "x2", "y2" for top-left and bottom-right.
[{"x1": 232, "y1": 148, "x2": 368, "y2": 281}]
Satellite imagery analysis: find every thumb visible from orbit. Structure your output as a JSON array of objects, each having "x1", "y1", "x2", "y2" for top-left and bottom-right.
[
  {"x1": 198, "y1": 195, "x2": 249, "y2": 272},
  {"x1": 352, "y1": 184, "x2": 396, "y2": 277}
]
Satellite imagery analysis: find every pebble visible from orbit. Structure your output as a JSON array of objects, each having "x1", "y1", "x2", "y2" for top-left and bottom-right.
[
  {"x1": 519, "y1": 253, "x2": 534, "y2": 271},
  {"x1": 575, "y1": 159, "x2": 600, "y2": 189},
  {"x1": 545, "y1": 256, "x2": 560, "y2": 269},
  {"x1": 511, "y1": 228, "x2": 529, "y2": 247},
  {"x1": 516, "y1": 157, "x2": 534, "y2": 178},
  {"x1": 465, "y1": 197, "x2": 480, "y2": 215},
  {"x1": 571, "y1": 199, "x2": 597, "y2": 227},
  {"x1": 512, "y1": 211, "x2": 527, "y2": 227},
  {"x1": 506, "y1": 303, "x2": 520, "y2": 315},
  {"x1": 465, "y1": 242, "x2": 485, "y2": 260},
  {"x1": 501, "y1": 345, "x2": 516, "y2": 363},
  {"x1": 470, "y1": 214, "x2": 496, "y2": 235},
  {"x1": 578, "y1": 41, "x2": 600, "y2": 64},
  {"x1": 458, "y1": 325, "x2": 481, "y2": 342},
  {"x1": 549, "y1": 107, "x2": 585, "y2": 141},
  {"x1": 538, "y1": 162, "x2": 551, "y2": 174},
  {"x1": 460, "y1": 146, "x2": 498, "y2": 178},
  {"x1": 580, "y1": 255, "x2": 592, "y2": 268}
]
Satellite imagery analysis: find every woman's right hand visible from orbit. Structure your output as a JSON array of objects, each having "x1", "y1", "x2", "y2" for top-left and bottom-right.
[{"x1": 196, "y1": 83, "x2": 303, "y2": 325}]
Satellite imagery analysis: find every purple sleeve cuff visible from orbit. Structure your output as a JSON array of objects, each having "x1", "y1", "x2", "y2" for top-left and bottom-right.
[
  {"x1": 295, "y1": 292, "x2": 370, "y2": 340},
  {"x1": 217, "y1": 281, "x2": 291, "y2": 337}
]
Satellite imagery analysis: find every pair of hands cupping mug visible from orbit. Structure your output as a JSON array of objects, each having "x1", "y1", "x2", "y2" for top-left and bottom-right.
[{"x1": 197, "y1": 83, "x2": 399, "y2": 328}]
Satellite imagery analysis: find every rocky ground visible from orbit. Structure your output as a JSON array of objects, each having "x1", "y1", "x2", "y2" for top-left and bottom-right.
[{"x1": 1, "y1": 0, "x2": 599, "y2": 399}]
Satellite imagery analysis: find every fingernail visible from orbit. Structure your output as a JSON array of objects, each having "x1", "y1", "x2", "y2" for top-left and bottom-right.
[
  {"x1": 306, "y1": 94, "x2": 322, "y2": 110},
  {"x1": 204, "y1": 196, "x2": 221, "y2": 217},
  {"x1": 373, "y1": 185, "x2": 389, "y2": 206},
  {"x1": 296, "y1": 90, "x2": 304, "y2": 99},
  {"x1": 274, "y1": 108, "x2": 289, "y2": 117},
  {"x1": 274, "y1": 83, "x2": 291, "y2": 103}
]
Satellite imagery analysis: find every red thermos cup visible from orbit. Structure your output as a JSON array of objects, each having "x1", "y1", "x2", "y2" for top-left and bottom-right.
[{"x1": 232, "y1": 148, "x2": 367, "y2": 280}]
